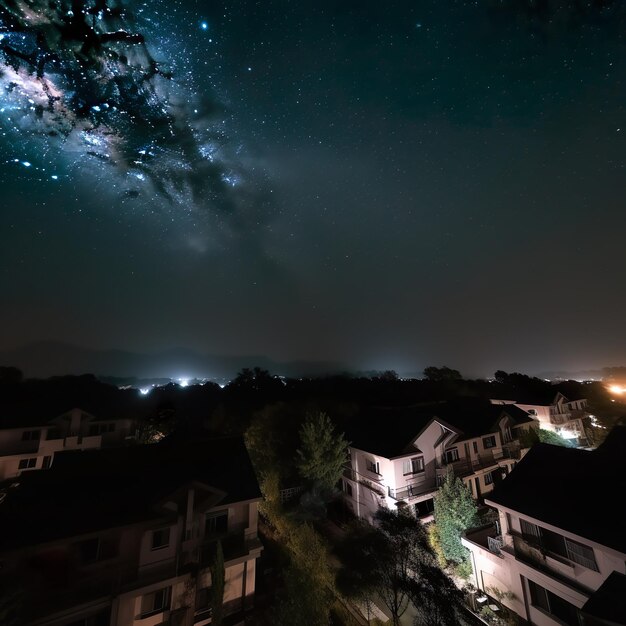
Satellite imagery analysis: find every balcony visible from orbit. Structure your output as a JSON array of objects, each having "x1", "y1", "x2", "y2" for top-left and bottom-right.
[
  {"x1": 501, "y1": 441, "x2": 522, "y2": 460},
  {"x1": 463, "y1": 525, "x2": 504, "y2": 558},
  {"x1": 550, "y1": 412, "x2": 572, "y2": 425},
  {"x1": 439, "y1": 451, "x2": 503, "y2": 476},
  {"x1": 388, "y1": 482, "x2": 436, "y2": 502},
  {"x1": 342, "y1": 466, "x2": 386, "y2": 497}
]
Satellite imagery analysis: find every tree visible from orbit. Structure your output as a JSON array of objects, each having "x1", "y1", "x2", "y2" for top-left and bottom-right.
[
  {"x1": 423, "y1": 366, "x2": 462, "y2": 382},
  {"x1": 335, "y1": 521, "x2": 388, "y2": 624},
  {"x1": 337, "y1": 509, "x2": 465, "y2": 626},
  {"x1": 433, "y1": 470, "x2": 477, "y2": 568},
  {"x1": 537, "y1": 428, "x2": 575, "y2": 447},
  {"x1": 295, "y1": 411, "x2": 348, "y2": 491},
  {"x1": 210, "y1": 540, "x2": 225, "y2": 626},
  {"x1": 274, "y1": 523, "x2": 335, "y2": 626},
  {"x1": 518, "y1": 427, "x2": 575, "y2": 449}
]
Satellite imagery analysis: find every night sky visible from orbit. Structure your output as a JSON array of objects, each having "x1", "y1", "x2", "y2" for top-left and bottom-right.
[{"x1": 2, "y1": 0, "x2": 626, "y2": 377}]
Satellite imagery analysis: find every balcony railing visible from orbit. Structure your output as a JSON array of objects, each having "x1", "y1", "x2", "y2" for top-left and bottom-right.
[
  {"x1": 343, "y1": 466, "x2": 386, "y2": 497},
  {"x1": 550, "y1": 412, "x2": 571, "y2": 425},
  {"x1": 388, "y1": 482, "x2": 435, "y2": 501},
  {"x1": 487, "y1": 535, "x2": 503, "y2": 555},
  {"x1": 439, "y1": 451, "x2": 503, "y2": 476}
]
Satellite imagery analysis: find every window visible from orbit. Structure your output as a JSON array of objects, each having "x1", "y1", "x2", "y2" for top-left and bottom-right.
[
  {"x1": 151, "y1": 527, "x2": 170, "y2": 550},
  {"x1": 141, "y1": 586, "x2": 171, "y2": 616},
  {"x1": 520, "y1": 519, "x2": 542, "y2": 543},
  {"x1": 484, "y1": 472, "x2": 494, "y2": 485},
  {"x1": 88, "y1": 423, "x2": 115, "y2": 436},
  {"x1": 42, "y1": 456, "x2": 52, "y2": 469},
  {"x1": 482, "y1": 435, "x2": 497, "y2": 449},
  {"x1": 527, "y1": 409, "x2": 537, "y2": 416},
  {"x1": 205, "y1": 511, "x2": 228, "y2": 535},
  {"x1": 195, "y1": 587, "x2": 212, "y2": 612},
  {"x1": 472, "y1": 441, "x2": 478, "y2": 454},
  {"x1": 21, "y1": 430, "x2": 40, "y2": 441},
  {"x1": 445, "y1": 448, "x2": 459, "y2": 463},
  {"x1": 18, "y1": 458, "x2": 37, "y2": 470},
  {"x1": 521, "y1": 519, "x2": 598, "y2": 571},
  {"x1": 528, "y1": 580, "x2": 579, "y2": 624},
  {"x1": 414, "y1": 498, "x2": 434, "y2": 517},
  {"x1": 366, "y1": 459, "x2": 380, "y2": 474},
  {"x1": 402, "y1": 457, "x2": 424, "y2": 475},
  {"x1": 344, "y1": 481, "x2": 353, "y2": 497},
  {"x1": 565, "y1": 537, "x2": 598, "y2": 571}
]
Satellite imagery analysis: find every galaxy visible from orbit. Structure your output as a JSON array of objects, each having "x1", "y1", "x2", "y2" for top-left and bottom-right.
[
  {"x1": 2, "y1": 0, "x2": 626, "y2": 376},
  {"x1": 0, "y1": 0, "x2": 266, "y2": 230}
]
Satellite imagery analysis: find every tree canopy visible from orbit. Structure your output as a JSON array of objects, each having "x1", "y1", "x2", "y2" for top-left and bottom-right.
[
  {"x1": 295, "y1": 411, "x2": 348, "y2": 491},
  {"x1": 433, "y1": 470, "x2": 478, "y2": 567}
]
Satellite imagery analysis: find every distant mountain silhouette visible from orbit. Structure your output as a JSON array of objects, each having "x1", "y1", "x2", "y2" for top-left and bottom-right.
[{"x1": 0, "y1": 341, "x2": 346, "y2": 380}]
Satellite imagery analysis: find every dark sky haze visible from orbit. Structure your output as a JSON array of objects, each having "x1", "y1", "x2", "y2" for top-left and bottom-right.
[{"x1": 2, "y1": 0, "x2": 626, "y2": 376}]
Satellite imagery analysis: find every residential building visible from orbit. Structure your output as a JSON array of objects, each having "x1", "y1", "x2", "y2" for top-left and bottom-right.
[
  {"x1": 491, "y1": 392, "x2": 590, "y2": 445},
  {"x1": 0, "y1": 407, "x2": 136, "y2": 481},
  {"x1": 462, "y1": 426, "x2": 626, "y2": 625},
  {"x1": 341, "y1": 400, "x2": 538, "y2": 524},
  {"x1": 0, "y1": 435, "x2": 263, "y2": 626}
]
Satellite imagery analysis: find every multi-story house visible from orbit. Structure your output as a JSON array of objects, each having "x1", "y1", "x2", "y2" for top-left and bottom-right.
[
  {"x1": 342, "y1": 400, "x2": 538, "y2": 525},
  {"x1": 0, "y1": 407, "x2": 136, "y2": 480},
  {"x1": 491, "y1": 392, "x2": 590, "y2": 446},
  {"x1": 462, "y1": 426, "x2": 626, "y2": 625},
  {"x1": 0, "y1": 435, "x2": 263, "y2": 626}
]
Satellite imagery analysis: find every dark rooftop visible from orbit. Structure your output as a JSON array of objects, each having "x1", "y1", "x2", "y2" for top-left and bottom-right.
[
  {"x1": 581, "y1": 572, "x2": 626, "y2": 625},
  {"x1": 0, "y1": 435, "x2": 261, "y2": 550},
  {"x1": 487, "y1": 426, "x2": 626, "y2": 554},
  {"x1": 348, "y1": 399, "x2": 534, "y2": 458}
]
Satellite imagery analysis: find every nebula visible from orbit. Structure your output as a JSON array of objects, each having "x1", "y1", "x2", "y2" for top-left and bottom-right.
[{"x1": 0, "y1": 0, "x2": 254, "y2": 216}]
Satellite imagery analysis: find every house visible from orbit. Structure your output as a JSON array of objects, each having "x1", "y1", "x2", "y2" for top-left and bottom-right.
[
  {"x1": 0, "y1": 407, "x2": 136, "y2": 481},
  {"x1": 0, "y1": 435, "x2": 263, "y2": 626},
  {"x1": 462, "y1": 426, "x2": 626, "y2": 625},
  {"x1": 491, "y1": 392, "x2": 590, "y2": 445},
  {"x1": 341, "y1": 400, "x2": 539, "y2": 524}
]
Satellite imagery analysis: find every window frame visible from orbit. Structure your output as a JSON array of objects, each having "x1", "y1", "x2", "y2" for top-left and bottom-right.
[
  {"x1": 151, "y1": 527, "x2": 171, "y2": 551},
  {"x1": 445, "y1": 448, "x2": 459, "y2": 464},
  {"x1": 482, "y1": 435, "x2": 497, "y2": 449},
  {"x1": 205, "y1": 510, "x2": 229, "y2": 536},
  {"x1": 402, "y1": 456, "x2": 424, "y2": 475},
  {"x1": 366, "y1": 459, "x2": 380, "y2": 475}
]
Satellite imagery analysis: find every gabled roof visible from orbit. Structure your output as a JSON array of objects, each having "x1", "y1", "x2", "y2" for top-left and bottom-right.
[
  {"x1": 347, "y1": 399, "x2": 533, "y2": 458},
  {"x1": 487, "y1": 426, "x2": 626, "y2": 554},
  {"x1": 0, "y1": 436, "x2": 261, "y2": 550}
]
